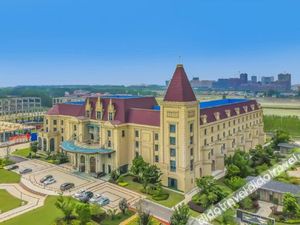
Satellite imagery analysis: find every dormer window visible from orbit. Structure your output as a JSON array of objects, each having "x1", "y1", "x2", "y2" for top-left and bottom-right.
[
  {"x1": 96, "y1": 111, "x2": 102, "y2": 120},
  {"x1": 86, "y1": 110, "x2": 90, "y2": 118},
  {"x1": 108, "y1": 112, "x2": 113, "y2": 121}
]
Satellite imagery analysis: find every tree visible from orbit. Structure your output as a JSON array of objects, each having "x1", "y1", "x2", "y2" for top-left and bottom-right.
[
  {"x1": 226, "y1": 164, "x2": 240, "y2": 178},
  {"x1": 224, "y1": 176, "x2": 246, "y2": 191},
  {"x1": 55, "y1": 195, "x2": 74, "y2": 224},
  {"x1": 272, "y1": 129, "x2": 290, "y2": 148},
  {"x1": 225, "y1": 150, "x2": 253, "y2": 178},
  {"x1": 283, "y1": 193, "x2": 300, "y2": 218},
  {"x1": 137, "y1": 210, "x2": 152, "y2": 225},
  {"x1": 141, "y1": 164, "x2": 162, "y2": 191},
  {"x1": 119, "y1": 198, "x2": 128, "y2": 215},
  {"x1": 170, "y1": 204, "x2": 190, "y2": 225},
  {"x1": 130, "y1": 156, "x2": 147, "y2": 181},
  {"x1": 75, "y1": 203, "x2": 91, "y2": 225},
  {"x1": 110, "y1": 169, "x2": 120, "y2": 182},
  {"x1": 30, "y1": 142, "x2": 38, "y2": 156}
]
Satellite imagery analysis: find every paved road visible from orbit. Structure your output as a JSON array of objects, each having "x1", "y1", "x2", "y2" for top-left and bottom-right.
[{"x1": 135, "y1": 199, "x2": 173, "y2": 222}]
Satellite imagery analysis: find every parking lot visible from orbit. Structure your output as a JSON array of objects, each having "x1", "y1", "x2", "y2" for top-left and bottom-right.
[{"x1": 14, "y1": 159, "x2": 144, "y2": 211}]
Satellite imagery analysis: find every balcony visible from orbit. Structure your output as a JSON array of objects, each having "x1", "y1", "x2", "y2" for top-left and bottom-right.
[{"x1": 61, "y1": 141, "x2": 114, "y2": 154}]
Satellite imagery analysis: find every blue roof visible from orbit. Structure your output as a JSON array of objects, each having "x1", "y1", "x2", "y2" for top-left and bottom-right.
[
  {"x1": 199, "y1": 98, "x2": 248, "y2": 109},
  {"x1": 65, "y1": 101, "x2": 85, "y2": 105},
  {"x1": 101, "y1": 95, "x2": 144, "y2": 99},
  {"x1": 61, "y1": 141, "x2": 114, "y2": 154},
  {"x1": 152, "y1": 98, "x2": 249, "y2": 111}
]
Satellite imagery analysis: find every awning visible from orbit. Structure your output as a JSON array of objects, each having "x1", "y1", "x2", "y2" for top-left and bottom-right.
[{"x1": 61, "y1": 141, "x2": 114, "y2": 154}]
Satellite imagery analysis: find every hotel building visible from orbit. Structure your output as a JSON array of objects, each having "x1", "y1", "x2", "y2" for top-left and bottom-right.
[{"x1": 38, "y1": 65, "x2": 265, "y2": 192}]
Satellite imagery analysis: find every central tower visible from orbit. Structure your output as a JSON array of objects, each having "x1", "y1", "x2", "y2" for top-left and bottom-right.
[{"x1": 160, "y1": 64, "x2": 199, "y2": 192}]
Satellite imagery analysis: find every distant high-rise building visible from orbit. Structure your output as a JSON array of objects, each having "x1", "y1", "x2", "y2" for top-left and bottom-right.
[
  {"x1": 261, "y1": 76, "x2": 274, "y2": 85},
  {"x1": 240, "y1": 73, "x2": 248, "y2": 83},
  {"x1": 251, "y1": 76, "x2": 257, "y2": 83},
  {"x1": 277, "y1": 73, "x2": 292, "y2": 90}
]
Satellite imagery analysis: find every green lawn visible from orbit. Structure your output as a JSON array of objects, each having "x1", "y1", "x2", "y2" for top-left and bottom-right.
[
  {"x1": 126, "y1": 215, "x2": 161, "y2": 225},
  {"x1": 264, "y1": 115, "x2": 300, "y2": 137},
  {"x1": 0, "y1": 189, "x2": 25, "y2": 213},
  {"x1": 0, "y1": 169, "x2": 20, "y2": 183},
  {"x1": 0, "y1": 196, "x2": 62, "y2": 225},
  {"x1": 12, "y1": 148, "x2": 31, "y2": 158},
  {"x1": 121, "y1": 176, "x2": 184, "y2": 208},
  {"x1": 101, "y1": 211, "x2": 134, "y2": 225}
]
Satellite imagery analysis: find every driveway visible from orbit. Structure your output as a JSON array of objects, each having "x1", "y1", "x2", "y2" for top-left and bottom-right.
[{"x1": 13, "y1": 159, "x2": 143, "y2": 211}]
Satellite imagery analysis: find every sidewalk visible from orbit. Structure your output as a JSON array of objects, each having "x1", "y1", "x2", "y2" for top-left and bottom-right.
[{"x1": 0, "y1": 183, "x2": 46, "y2": 223}]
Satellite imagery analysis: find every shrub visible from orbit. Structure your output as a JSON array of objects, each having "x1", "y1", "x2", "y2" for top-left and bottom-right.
[
  {"x1": 224, "y1": 176, "x2": 246, "y2": 191},
  {"x1": 118, "y1": 182, "x2": 128, "y2": 187},
  {"x1": 239, "y1": 197, "x2": 253, "y2": 210},
  {"x1": 152, "y1": 193, "x2": 169, "y2": 201}
]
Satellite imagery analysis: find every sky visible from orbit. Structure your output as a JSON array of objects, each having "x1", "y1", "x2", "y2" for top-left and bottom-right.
[{"x1": 0, "y1": 0, "x2": 299, "y2": 86}]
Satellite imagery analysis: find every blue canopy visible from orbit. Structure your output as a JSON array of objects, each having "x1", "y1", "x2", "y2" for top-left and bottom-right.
[{"x1": 61, "y1": 141, "x2": 114, "y2": 154}]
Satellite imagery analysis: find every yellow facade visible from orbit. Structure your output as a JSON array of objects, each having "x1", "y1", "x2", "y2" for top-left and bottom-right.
[{"x1": 38, "y1": 65, "x2": 265, "y2": 193}]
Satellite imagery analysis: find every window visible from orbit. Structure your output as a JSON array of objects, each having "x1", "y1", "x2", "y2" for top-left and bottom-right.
[
  {"x1": 190, "y1": 123, "x2": 194, "y2": 133},
  {"x1": 155, "y1": 155, "x2": 159, "y2": 163},
  {"x1": 211, "y1": 136, "x2": 214, "y2": 142},
  {"x1": 154, "y1": 133, "x2": 159, "y2": 141},
  {"x1": 53, "y1": 120, "x2": 57, "y2": 125},
  {"x1": 46, "y1": 119, "x2": 48, "y2": 125},
  {"x1": 190, "y1": 159, "x2": 194, "y2": 171},
  {"x1": 211, "y1": 149, "x2": 214, "y2": 156},
  {"x1": 86, "y1": 110, "x2": 90, "y2": 117},
  {"x1": 170, "y1": 137, "x2": 176, "y2": 145},
  {"x1": 204, "y1": 139, "x2": 207, "y2": 146},
  {"x1": 208, "y1": 152, "x2": 211, "y2": 160},
  {"x1": 122, "y1": 130, "x2": 125, "y2": 137},
  {"x1": 211, "y1": 127, "x2": 214, "y2": 132},
  {"x1": 135, "y1": 130, "x2": 139, "y2": 138},
  {"x1": 108, "y1": 112, "x2": 113, "y2": 121},
  {"x1": 107, "y1": 130, "x2": 111, "y2": 137},
  {"x1": 108, "y1": 141, "x2": 111, "y2": 147},
  {"x1": 190, "y1": 136, "x2": 194, "y2": 145},
  {"x1": 61, "y1": 128, "x2": 64, "y2": 133},
  {"x1": 204, "y1": 129, "x2": 207, "y2": 135},
  {"x1": 217, "y1": 125, "x2": 220, "y2": 131},
  {"x1": 170, "y1": 148, "x2": 176, "y2": 157},
  {"x1": 155, "y1": 144, "x2": 159, "y2": 151},
  {"x1": 169, "y1": 124, "x2": 176, "y2": 133},
  {"x1": 61, "y1": 120, "x2": 64, "y2": 125},
  {"x1": 61, "y1": 136, "x2": 64, "y2": 142},
  {"x1": 74, "y1": 125, "x2": 77, "y2": 131},
  {"x1": 96, "y1": 111, "x2": 102, "y2": 120},
  {"x1": 135, "y1": 141, "x2": 139, "y2": 148},
  {"x1": 190, "y1": 148, "x2": 194, "y2": 156},
  {"x1": 53, "y1": 128, "x2": 57, "y2": 132},
  {"x1": 170, "y1": 160, "x2": 176, "y2": 172},
  {"x1": 108, "y1": 153, "x2": 111, "y2": 158}
]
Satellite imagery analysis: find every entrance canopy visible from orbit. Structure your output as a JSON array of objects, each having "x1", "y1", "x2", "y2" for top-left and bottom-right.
[{"x1": 61, "y1": 141, "x2": 114, "y2": 154}]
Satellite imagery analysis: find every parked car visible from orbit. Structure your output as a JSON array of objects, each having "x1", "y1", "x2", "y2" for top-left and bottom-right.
[
  {"x1": 73, "y1": 189, "x2": 86, "y2": 198},
  {"x1": 60, "y1": 183, "x2": 75, "y2": 191},
  {"x1": 7, "y1": 165, "x2": 19, "y2": 171},
  {"x1": 79, "y1": 191, "x2": 93, "y2": 203},
  {"x1": 97, "y1": 197, "x2": 110, "y2": 206},
  {"x1": 40, "y1": 175, "x2": 53, "y2": 183},
  {"x1": 92, "y1": 172, "x2": 106, "y2": 179},
  {"x1": 44, "y1": 177, "x2": 56, "y2": 185},
  {"x1": 89, "y1": 194, "x2": 102, "y2": 203},
  {"x1": 19, "y1": 168, "x2": 32, "y2": 174}
]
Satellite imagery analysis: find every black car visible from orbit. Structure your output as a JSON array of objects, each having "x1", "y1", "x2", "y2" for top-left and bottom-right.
[
  {"x1": 60, "y1": 183, "x2": 75, "y2": 191},
  {"x1": 79, "y1": 191, "x2": 94, "y2": 203},
  {"x1": 92, "y1": 172, "x2": 106, "y2": 179},
  {"x1": 7, "y1": 165, "x2": 19, "y2": 171},
  {"x1": 40, "y1": 175, "x2": 53, "y2": 183}
]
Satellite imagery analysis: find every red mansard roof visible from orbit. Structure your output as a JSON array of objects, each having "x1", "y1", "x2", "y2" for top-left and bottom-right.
[
  {"x1": 47, "y1": 104, "x2": 84, "y2": 117},
  {"x1": 128, "y1": 108, "x2": 160, "y2": 126},
  {"x1": 200, "y1": 100, "x2": 259, "y2": 124},
  {"x1": 164, "y1": 64, "x2": 197, "y2": 102}
]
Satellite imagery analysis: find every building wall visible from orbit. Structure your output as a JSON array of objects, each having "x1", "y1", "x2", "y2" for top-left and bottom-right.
[{"x1": 39, "y1": 103, "x2": 265, "y2": 193}]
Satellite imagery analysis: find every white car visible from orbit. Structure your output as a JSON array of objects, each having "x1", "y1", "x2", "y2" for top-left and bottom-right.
[
  {"x1": 89, "y1": 194, "x2": 102, "y2": 203},
  {"x1": 44, "y1": 177, "x2": 56, "y2": 185},
  {"x1": 73, "y1": 189, "x2": 86, "y2": 198}
]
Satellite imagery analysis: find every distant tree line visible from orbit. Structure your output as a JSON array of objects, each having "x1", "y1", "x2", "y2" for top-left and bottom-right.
[{"x1": 0, "y1": 85, "x2": 161, "y2": 107}]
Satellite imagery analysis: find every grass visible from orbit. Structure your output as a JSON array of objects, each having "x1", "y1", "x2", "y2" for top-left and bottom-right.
[
  {"x1": 101, "y1": 211, "x2": 134, "y2": 225},
  {"x1": 0, "y1": 169, "x2": 20, "y2": 183},
  {"x1": 0, "y1": 189, "x2": 25, "y2": 213},
  {"x1": 0, "y1": 196, "x2": 62, "y2": 225},
  {"x1": 12, "y1": 148, "x2": 31, "y2": 158},
  {"x1": 264, "y1": 115, "x2": 300, "y2": 137},
  {"x1": 126, "y1": 215, "x2": 161, "y2": 225},
  {"x1": 121, "y1": 176, "x2": 184, "y2": 208}
]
